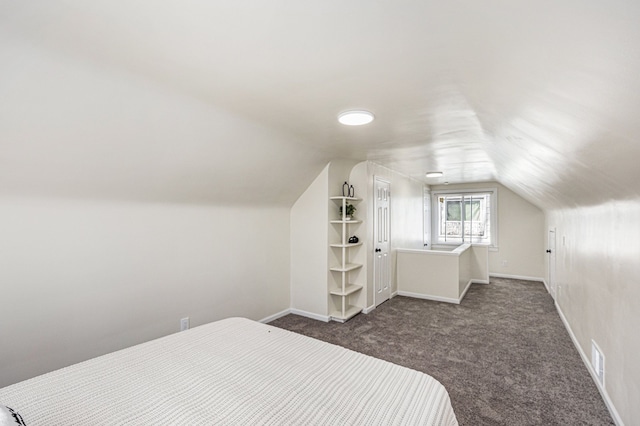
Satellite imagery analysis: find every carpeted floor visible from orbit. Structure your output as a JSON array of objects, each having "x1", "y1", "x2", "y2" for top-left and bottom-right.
[{"x1": 269, "y1": 277, "x2": 613, "y2": 425}]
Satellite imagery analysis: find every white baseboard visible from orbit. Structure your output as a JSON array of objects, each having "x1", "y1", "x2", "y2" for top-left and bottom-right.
[
  {"x1": 289, "y1": 308, "x2": 330, "y2": 323},
  {"x1": 398, "y1": 279, "x2": 487, "y2": 305},
  {"x1": 259, "y1": 309, "x2": 291, "y2": 323},
  {"x1": 489, "y1": 273, "x2": 545, "y2": 283},
  {"x1": 458, "y1": 279, "x2": 473, "y2": 301},
  {"x1": 555, "y1": 303, "x2": 624, "y2": 426},
  {"x1": 261, "y1": 308, "x2": 331, "y2": 323},
  {"x1": 391, "y1": 291, "x2": 398, "y2": 298},
  {"x1": 362, "y1": 305, "x2": 376, "y2": 314},
  {"x1": 541, "y1": 278, "x2": 550, "y2": 293},
  {"x1": 397, "y1": 290, "x2": 460, "y2": 304}
]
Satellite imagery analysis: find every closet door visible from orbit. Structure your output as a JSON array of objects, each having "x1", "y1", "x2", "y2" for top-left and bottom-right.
[{"x1": 374, "y1": 177, "x2": 391, "y2": 306}]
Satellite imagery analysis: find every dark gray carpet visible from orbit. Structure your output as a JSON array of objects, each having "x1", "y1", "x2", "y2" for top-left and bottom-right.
[{"x1": 269, "y1": 277, "x2": 613, "y2": 425}]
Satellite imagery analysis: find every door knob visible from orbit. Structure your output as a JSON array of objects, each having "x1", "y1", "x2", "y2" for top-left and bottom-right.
[
  {"x1": 375, "y1": 248, "x2": 381, "y2": 252},
  {"x1": 546, "y1": 249, "x2": 552, "y2": 253}
]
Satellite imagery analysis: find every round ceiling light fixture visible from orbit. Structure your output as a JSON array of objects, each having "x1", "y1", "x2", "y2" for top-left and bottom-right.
[
  {"x1": 338, "y1": 110, "x2": 375, "y2": 126},
  {"x1": 425, "y1": 171, "x2": 444, "y2": 178}
]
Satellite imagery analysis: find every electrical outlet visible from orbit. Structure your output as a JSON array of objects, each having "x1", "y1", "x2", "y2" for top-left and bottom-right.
[
  {"x1": 180, "y1": 317, "x2": 190, "y2": 332},
  {"x1": 591, "y1": 340, "x2": 605, "y2": 386}
]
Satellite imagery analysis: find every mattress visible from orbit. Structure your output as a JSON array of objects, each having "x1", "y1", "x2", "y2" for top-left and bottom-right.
[{"x1": 0, "y1": 317, "x2": 458, "y2": 425}]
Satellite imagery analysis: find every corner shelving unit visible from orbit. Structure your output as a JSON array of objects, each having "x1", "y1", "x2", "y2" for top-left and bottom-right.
[{"x1": 329, "y1": 196, "x2": 363, "y2": 322}]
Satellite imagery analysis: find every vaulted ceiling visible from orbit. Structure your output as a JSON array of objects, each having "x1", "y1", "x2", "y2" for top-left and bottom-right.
[{"x1": 1, "y1": 1, "x2": 639, "y2": 209}]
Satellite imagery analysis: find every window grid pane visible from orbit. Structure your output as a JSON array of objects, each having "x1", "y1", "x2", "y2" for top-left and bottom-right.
[{"x1": 436, "y1": 193, "x2": 492, "y2": 245}]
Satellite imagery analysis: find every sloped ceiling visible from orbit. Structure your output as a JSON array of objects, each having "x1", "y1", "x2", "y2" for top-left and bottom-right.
[{"x1": 1, "y1": 1, "x2": 639, "y2": 208}]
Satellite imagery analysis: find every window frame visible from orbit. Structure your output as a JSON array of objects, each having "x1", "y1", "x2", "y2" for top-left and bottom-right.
[{"x1": 430, "y1": 187, "x2": 498, "y2": 250}]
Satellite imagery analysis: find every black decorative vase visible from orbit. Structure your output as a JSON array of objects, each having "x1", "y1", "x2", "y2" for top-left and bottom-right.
[{"x1": 342, "y1": 181, "x2": 349, "y2": 197}]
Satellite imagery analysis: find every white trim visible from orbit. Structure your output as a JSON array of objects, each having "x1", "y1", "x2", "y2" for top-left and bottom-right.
[
  {"x1": 397, "y1": 291, "x2": 460, "y2": 304},
  {"x1": 555, "y1": 303, "x2": 624, "y2": 426},
  {"x1": 289, "y1": 308, "x2": 330, "y2": 323},
  {"x1": 391, "y1": 291, "x2": 398, "y2": 298},
  {"x1": 458, "y1": 279, "x2": 473, "y2": 301},
  {"x1": 489, "y1": 273, "x2": 545, "y2": 283},
  {"x1": 399, "y1": 279, "x2": 486, "y2": 305},
  {"x1": 259, "y1": 309, "x2": 291, "y2": 323},
  {"x1": 362, "y1": 305, "x2": 376, "y2": 314},
  {"x1": 541, "y1": 278, "x2": 550, "y2": 293},
  {"x1": 398, "y1": 247, "x2": 460, "y2": 257},
  {"x1": 260, "y1": 308, "x2": 334, "y2": 324}
]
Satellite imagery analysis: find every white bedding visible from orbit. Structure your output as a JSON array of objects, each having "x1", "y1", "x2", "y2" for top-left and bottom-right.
[{"x1": 0, "y1": 317, "x2": 458, "y2": 425}]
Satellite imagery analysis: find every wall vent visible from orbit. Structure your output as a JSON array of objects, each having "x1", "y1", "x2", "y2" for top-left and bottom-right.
[{"x1": 591, "y1": 340, "x2": 605, "y2": 386}]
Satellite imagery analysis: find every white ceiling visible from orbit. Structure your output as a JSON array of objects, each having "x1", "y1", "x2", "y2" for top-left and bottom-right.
[{"x1": 1, "y1": 1, "x2": 639, "y2": 208}]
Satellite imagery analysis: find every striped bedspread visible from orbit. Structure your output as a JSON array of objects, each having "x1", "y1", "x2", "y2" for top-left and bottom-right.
[{"x1": 0, "y1": 317, "x2": 458, "y2": 425}]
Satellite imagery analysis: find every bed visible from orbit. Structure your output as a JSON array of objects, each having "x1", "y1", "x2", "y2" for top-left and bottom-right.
[{"x1": 0, "y1": 317, "x2": 458, "y2": 425}]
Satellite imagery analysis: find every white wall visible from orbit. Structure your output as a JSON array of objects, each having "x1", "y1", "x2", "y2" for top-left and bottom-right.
[
  {"x1": 0, "y1": 196, "x2": 290, "y2": 387},
  {"x1": 0, "y1": 37, "x2": 329, "y2": 206},
  {"x1": 0, "y1": 35, "x2": 327, "y2": 388},
  {"x1": 431, "y1": 182, "x2": 545, "y2": 280},
  {"x1": 470, "y1": 245, "x2": 489, "y2": 283},
  {"x1": 397, "y1": 251, "x2": 460, "y2": 300},
  {"x1": 548, "y1": 200, "x2": 640, "y2": 425},
  {"x1": 290, "y1": 164, "x2": 329, "y2": 318}
]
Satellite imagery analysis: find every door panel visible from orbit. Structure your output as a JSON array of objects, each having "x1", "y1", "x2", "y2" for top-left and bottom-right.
[
  {"x1": 374, "y1": 178, "x2": 391, "y2": 306},
  {"x1": 424, "y1": 188, "x2": 431, "y2": 248},
  {"x1": 548, "y1": 229, "x2": 557, "y2": 299}
]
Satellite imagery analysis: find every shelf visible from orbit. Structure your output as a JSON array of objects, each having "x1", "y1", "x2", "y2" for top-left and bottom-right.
[
  {"x1": 330, "y1": 196, "x2": 362, "y2": 202},
  {"x1": 329, "y1": 242, "x2": 363, "y2": 248},
  {"x1": 330, "y1": 219, "x2": 362, "y2": 224},
  {"x1": 327, "y1": 191, "x2": 363, "y2": 324},
  {"x1": 330, "y1": 305, "x2": 362, "y2": 322},
  {"x1": 329, "y1": 263, "x2": 362, "y2": 272},
  {"x1": 329, "y1": 284, "x2": 363, "y2": 296}
]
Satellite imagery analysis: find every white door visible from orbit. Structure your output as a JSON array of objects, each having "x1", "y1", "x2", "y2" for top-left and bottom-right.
[
  {"x1": 548, "y1": 228, "x2": 557, "y2": 299},
  {"x1": 423, "y1": 188, "x2": 431, "y2": 248},
  {"x1": 374, "y1": 178, "x2": 391, "y2": 306}
]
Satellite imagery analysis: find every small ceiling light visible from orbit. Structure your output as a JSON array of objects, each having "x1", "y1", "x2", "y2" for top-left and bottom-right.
[
  {"x1": 425, "y1": 172, "x2": 444, "y2": 178},
  {"x1": 338, "y1": 110, "x2": 375, "y2": 126}
]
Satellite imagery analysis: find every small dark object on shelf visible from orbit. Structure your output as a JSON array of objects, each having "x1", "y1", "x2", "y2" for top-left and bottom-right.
[
  {"x1": 349, "y1": 185, "x2": 355, "y2": 197},
  {"x1": 348, "y1": 236, "x2": 359, "y2": 244}
]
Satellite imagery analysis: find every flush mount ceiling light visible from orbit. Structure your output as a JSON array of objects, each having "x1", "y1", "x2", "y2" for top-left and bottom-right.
[
  {"x1": 338, "y1": 110, "x2": 375, "y2": 126},
  {"x1": 425, "y1": 171, "x2": 444, "y2": 178}
]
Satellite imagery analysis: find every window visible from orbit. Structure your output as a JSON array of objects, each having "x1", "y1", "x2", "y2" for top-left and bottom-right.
[{"x1": 431, "y1": 188, "x2": 497, "y2": 248}]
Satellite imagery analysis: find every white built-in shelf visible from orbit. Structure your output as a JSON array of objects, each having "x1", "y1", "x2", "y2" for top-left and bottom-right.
[
  {"x1": 330, "y1": 284, "x2": 363, "y2": 297},
  {"x1": 328, "y1": 193, "x2": 364, "y2": 323},
  {"x1": 329, "y1": 263, "x2": 362, "y2": 272},
  {"x1": 329, "y1": 242, "x2": 363, "y2": 248},
  {"x1": 330, "y1": 196, "x2": 362, "y2": 202},
  {"x1": 330, "y1": 305, "x2": 362, "y2": 322}
]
